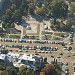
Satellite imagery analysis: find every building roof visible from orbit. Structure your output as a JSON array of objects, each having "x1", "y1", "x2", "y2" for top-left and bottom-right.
[
  {"x1": 0, "y1": 54, "x2": 6, "y2": 60},
  {"x1": 19, "y1": 54, "x2": 41, "y2": 62},
  {"x1": 19, "y1": 54, "x2": 36, "y2": 61},
  {"x1": 7, "y1": 52, "x2": 20, "y2": 58}
]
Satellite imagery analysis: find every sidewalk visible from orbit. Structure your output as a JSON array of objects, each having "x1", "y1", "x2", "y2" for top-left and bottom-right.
[{"x1": 15, "y1": 23, "x2": 23, "y2": 39}]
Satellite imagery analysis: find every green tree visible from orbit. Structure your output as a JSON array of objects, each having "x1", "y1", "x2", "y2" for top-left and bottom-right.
[
  {"x1": 22, "y1": 0, "x2": 26, "y2": 5},
  {"x1": 65, "y1": 19, "x2": 73, "y2": 31},
  {"x1": 69, "y1": 3, "x2": 75, "y2": 17},
  {"x1": 2, "y1": 14, "x2": 10, "y2": 23},
  {"x1": 11, "y1": 4, "x2": 16, "y2": 12},
  {"x1": 26, "y1": 69, "x2": 33, "y2": 75},
  {"x1": 2, "y1": 22, "x2": 7, "y2": 28},
  {"x1": 68, "y1": 0, "x2": 74, "y2": 3},
  {"x1": 28, "y1": 3, "x2": 35, "y2": 14},
  {"x1": 50, "y1": 0, "x2": 68, "y2": 18},
  {"x1": 10, "y1": 0, "x2": 21, "y2": 7},
  {"x1": 6, "y1": 9, "x2": 12, "y2": 16},
  {"x1": 41, "y1": 64, "x2": 55, "y2": 75},
  {"x1": 44, "y1": 57, "x2": 47, "y2": 63},
  {"x1": 0, "y1": 71, "x2": 4, "y2": 75},
  {"x1": 35, "y1": 7, "x2": 45, "y2": 15},
  {"x1": 12, "y1": 10, "x2": 22, "y2": 22},
  {"x1": 34, "y1": 0, "x2": 38, "y2": 4},
  {"x1": 10, "y1": 0, "x2": 15, "y2": 4},
  {"x1": 18, "y1": 65, "x2": 26, "y2": 75},
  {"x1": 10, "y1": 23, "x2": 15, "y2": 28},
  {"x1": 0, "y1": 65, "x2": 4, "y2": 71},
  {"x1": 6, "y1": 68, "x2": 12, "y2": 75}
]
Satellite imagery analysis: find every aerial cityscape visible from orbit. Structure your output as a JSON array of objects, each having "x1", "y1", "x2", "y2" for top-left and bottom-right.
[{"x1": 0, "y1": 0, "x2": 75, "y2": 75}]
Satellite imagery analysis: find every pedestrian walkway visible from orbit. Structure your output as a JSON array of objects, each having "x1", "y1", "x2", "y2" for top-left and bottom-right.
[
  {"x1": 51, "y1": 31, "x2": 54, "y2": 40},
  {"x1": 39, "y1": 24, "x2": 42, "y2": 40},
  {"x1": 15, "y1": 23, "x2": 23, "y2": 39}
]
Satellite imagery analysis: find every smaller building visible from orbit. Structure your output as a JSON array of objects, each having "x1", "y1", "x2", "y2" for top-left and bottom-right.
[
  {"x1": 7, "y1": 52, "x2": 20, "y2": 62},
  {"x1": 44, "y1": 25, "x2": 48, "y2": 30},
  {"x1": 0, "y1": 54, "x2": 6, "y2": 61},
  {"x1": 0, "y1": 54, "x2": 7, "y2": 66},
  {"x1": 13, "y1": 54, "x2": 42, "y2": 70}
]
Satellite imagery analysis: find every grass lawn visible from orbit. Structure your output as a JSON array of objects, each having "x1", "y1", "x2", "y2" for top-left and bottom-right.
[
  {"x1": 4, "y1": 34, "x2": 9, "y2": 38},
  {"x1": 42, "y1": 31, "x2": 45, "y2": 35},
  {"x1": 54, "y1": 32, "x2": 69, "y2": 37},
  {"x1": 54, "y1": 33, "x2": 61, "y2": 36},
  {"x1": 60, "y1": 32, "x2": 69, "y2": 37},
  {"x1": 42, "y1": 35, "x2": 46, "y2": 40},
  {"x1": 46, "y1": 35, "x2": 52, "y2": 40},
  {"x1": 42, "y1": 35, "x2": 52, "y2": 40},
  {"x1": 9, "y1": 35, "x2": 20, "y2": 39},
  {"x1": 52, "y1": 36, "x2": 63, "y2": 40},
  {"x1": 45, "y1": 31, "x2": 53, "y2": 35}
]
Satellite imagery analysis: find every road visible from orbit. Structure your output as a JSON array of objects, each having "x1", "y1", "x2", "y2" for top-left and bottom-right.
[
  {"x1": 0, "y1": 26, "x2": 75, "y2": 75},
  {"x1": 69, "y1": 62, "x2": 74, "y2": 75}
]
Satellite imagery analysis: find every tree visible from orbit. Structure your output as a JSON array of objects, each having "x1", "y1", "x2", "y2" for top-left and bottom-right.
[
  {"x1": 69, "y1": 3, "x2": 75, "y2": 17},
  {"x1": 18, "y1": 65, "x2": 26, "y2": 75},
  {"x1": 65, "y1": 19, "x2": 73, "y2": 31},
  {"x1": 40, "y1": 72, "x2": 45, "y2": 75},
  {"x1": 35, "y1": 7, "x2": 45, "y2": 15},
  {"x1": 28, "y1": 3, "x2": 35, "y2": 14},
  {"x1": 26, "y1": 69, "x2": 33, "y2": 75},
  {"x1": 68, "y1": 0, "x2": 74, "y2": 3},
  {"x1": 6, "y1": 9, "x2": 12, "y2": 17},
  {"x1": 10, "y1": 0, "x2": 15, "y2": 4},
  {"x1": 59, "y1": 23, "x2": 65, "y2": 30},
  {"x1": 44, "y1": 57, "x2": 47, "y2": 63},
  {"x1": 19, "y1": 5, "x2": 27, "y2": 16},
  {"x1": 0, "y1": 71, "x2": 4, "y2": 75},
  {"x1": 22, "y1": 0, "x2": 26, "y2": 5},
  {"x1": 10, "y1": 23, "x2": 14, "y2": 28},
  {"x1": 11, "y1": 4, "x2": 16, "y2": 12},
  {"x1": 50, "y1": 0, "x2": 68, "y2": 18},
  {"x1": 10, "y1": 0, "x2": 21, "y2": 7},
  {"x1": 12, "y1": 10, "x2": 22, "y2": 22},
  {"x1": 41, "y1": 64, "x2": 55, "y2": 75},
  {"x1": 34, "y1": 0, "x2": 38, "y2": 4},
  {"x1": 0, "y1": 65, "x2": 4, "y2": 71},
  {"x1": 2, "y1": 15, "x2": 10, "y2": 23},
  {"x1": 6, "y1": 68, "x2": 12, "y2": 75},
  {"x1": 2, "y1": 22, "x2": 7, "y2": 28}
]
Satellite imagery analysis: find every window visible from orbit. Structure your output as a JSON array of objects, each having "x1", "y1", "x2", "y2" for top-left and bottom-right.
[
  {"x1": 74, "y1": 67, "x2": 75, "y2": 72},
  {"x1": 28, "y1": 61, "x2": 33, "y2": 64},
  {"x1": 36, "y1": 62, "x2": 40, "y2": 65},
  {"x1": 21, "y1": 60, "x2": 26, "y2": 64}
]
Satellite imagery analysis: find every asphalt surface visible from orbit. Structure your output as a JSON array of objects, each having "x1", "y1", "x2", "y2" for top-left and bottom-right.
[{"x1": 0, "y1": 33, "x2": 75, "y2": 75}]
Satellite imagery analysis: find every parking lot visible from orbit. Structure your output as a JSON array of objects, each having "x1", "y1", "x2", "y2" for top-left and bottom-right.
[
  {"x1": 0, "y1": 38, "x2": 74, "y2": 75},
  {"x1": 0, "y1": 25, "x2": 75, "y2": 75}
]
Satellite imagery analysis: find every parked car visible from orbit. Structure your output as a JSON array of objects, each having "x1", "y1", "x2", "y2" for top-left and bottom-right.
[
  {"x1": 59, "y1": 53, "x2": 63, "y2": 55},
  {"x1": 64, "y1": 47, "x2": 68, "y2": 50},
  {"x1": 65, "y1": 66, "x2": 69, "y2": 71},
  {"x1": 71, "y1": 52, "x2": 75, "y2": 56},
  {"x1": 65, "y1": 71, "x2": 69, "y2": 75}
]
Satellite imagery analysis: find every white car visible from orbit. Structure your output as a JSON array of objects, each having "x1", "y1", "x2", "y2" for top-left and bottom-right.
[
  {"x1": 64, "y1": 47, "x2": 68, "y2": 50},
  {"x1": 71, "y1": 52, "x2": 75, "y2": 56},
  {"x1": 18, "y1": 50, "x2": 22, "y2": 52}
]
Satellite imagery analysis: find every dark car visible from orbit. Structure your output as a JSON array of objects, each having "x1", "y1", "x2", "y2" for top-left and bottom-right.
[
  {"x1": 65, "y1": 67, "x2": 69, "y2": 71},
  {"x1": 68, "y1": 46, "x2": 72, "y2": 51},
  {"x1": 65, "y1": 71, "x2": 69, "y2": 75},
  {"x1": 60, "y1": 53, "x2": 63, "y2": 55}
]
